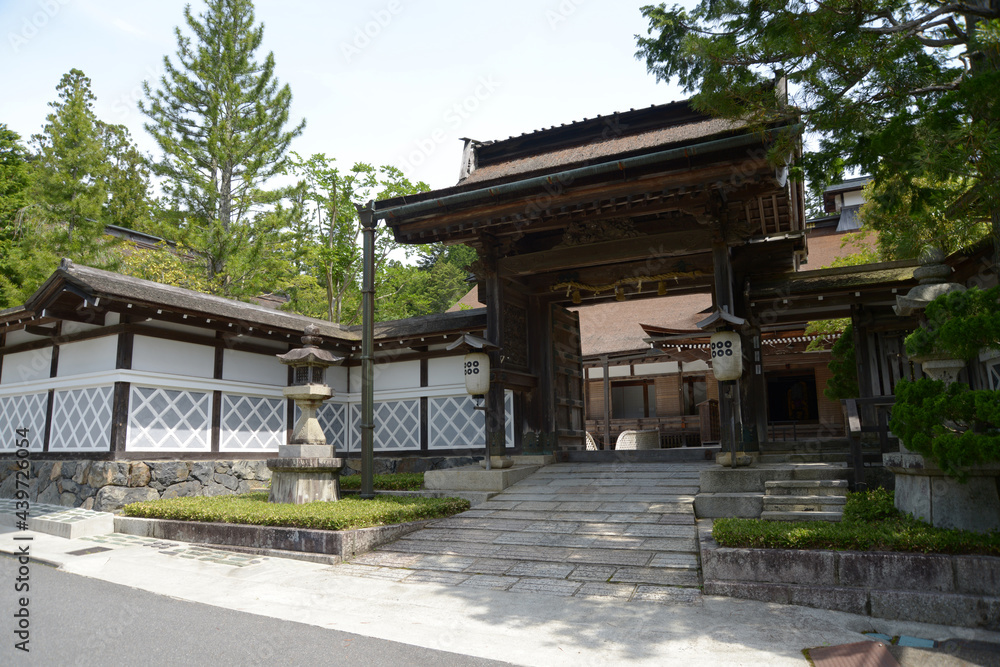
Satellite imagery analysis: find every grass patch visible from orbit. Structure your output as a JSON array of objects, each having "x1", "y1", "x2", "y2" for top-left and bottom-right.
[
  {"x1": 339, "y1": 472, "x2": 424, "y2": 491},
  {"x1": 121, "y1": 492, "x2": 469, "y2": 531},
  {"x1": 712, "y1": 488, "x2": 1000, "y2": 556}
]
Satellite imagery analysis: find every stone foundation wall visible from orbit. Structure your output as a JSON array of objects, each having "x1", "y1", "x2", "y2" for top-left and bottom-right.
[
  {"x1": 0, "y1": 459, "x2": 273, "y2": 512},
  {"x1": 0, "y1": 455, "x2": 480, "y2": 513}
]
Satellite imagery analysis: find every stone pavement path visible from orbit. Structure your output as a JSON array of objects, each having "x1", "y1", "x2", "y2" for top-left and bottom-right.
[{"x1": 343, "y1": 462, "x2": 710, "y2": 603}]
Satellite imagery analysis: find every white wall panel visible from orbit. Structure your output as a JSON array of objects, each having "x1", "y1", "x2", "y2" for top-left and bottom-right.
[
  {"x1": 49, "y1": 386, "x2": 113, "y2": 451},
  {"x1": 608, "y1": 365, "x2": 631, "y2": 378},
  {"x1": 4, "y1": 330, "x2": 47, "y2": 346},
  {"x1": 142, "y1": 320, "x2": 216, "y2": 337},
  {"x1": 58, "y1": 337, "x2": 117, "y2": 377},
  {"x1": 61, "y1": 321, "x2": 100, "y2": 335},
  {"x1": 327, "y1": 366, "x2": 349, "y2": 393},
  {"x1": 683, "y1": 359, "x2": 710, "y2": 373},
  {"x1": 222, "y1": 348, "x2": 287, "y2": 386},
  {"x1": 1, "y1": 348, "x2": 52, "y2": 384},
  {"x1": 634, "y1": 362, "x2": 679, "y2": 376},
  {"x1": 352, "y1": 359, "x2": 421, "y2": 391},
  {"x1": 132, "y1": 336, "x2": 214, "y2": 379},
  {"x1": 428, "y1": 356, "x2": 464, "y2": 387}
]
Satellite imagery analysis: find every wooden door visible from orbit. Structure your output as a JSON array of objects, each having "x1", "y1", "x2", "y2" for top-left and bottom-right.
[{"x1": 551, "y1": 304, "x2": 585, "y2": 451}]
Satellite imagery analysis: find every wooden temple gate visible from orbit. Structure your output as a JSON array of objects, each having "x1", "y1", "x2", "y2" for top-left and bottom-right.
[{"x1": 373, "y1": 101, "x2": 807, "y2": 457}]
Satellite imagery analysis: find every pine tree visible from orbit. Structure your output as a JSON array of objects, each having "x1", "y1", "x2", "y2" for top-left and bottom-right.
[
  {"x1": 140, "y1": 0, "x2": 305, "y2": 295},
  {"x1": 30, "y1": 69, "x2": 109, "y2": 256}
]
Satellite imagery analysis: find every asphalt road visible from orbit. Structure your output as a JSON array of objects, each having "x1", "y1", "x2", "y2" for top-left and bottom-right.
[{"x1": 0, "y1": 555, "x2": 517, "y2": 667}]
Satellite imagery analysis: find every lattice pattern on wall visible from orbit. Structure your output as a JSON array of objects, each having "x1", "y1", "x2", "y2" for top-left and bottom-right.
[
  {"x1": 220, "y1": 394, "x2": 284, "y2": 452},
  {"x1": 294, "y1": 402, "x2": 350, "y2": 452},
  {"x1": 429, "y1": 395, "x2": 484, "y2": 449},
  {"x1": 429, "y1": 391, "x2": 515, "y2": 450},
  {"x1": 50, "y1": 386, "x2": 113, "y2": 451},
  {"x1": 989, "y1": 362, "x2": 1000, "y2": 391},
  {"x1": 0, "y1": 392, "x2": 47, "y2": 451},
  {"x1": 348, "y1": 400, "x2": 420, "y2": 451},
  {"x1": 127, "y1": 386, "x2": 211, "y2": 451}
]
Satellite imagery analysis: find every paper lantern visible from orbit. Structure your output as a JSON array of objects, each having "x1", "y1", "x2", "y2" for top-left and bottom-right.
[
  {"x1": 464, "y1": 352, "x2": 490, "y2": 396},
  {"x1": 710, "y1": 331, "x2": 742, "y2": 381}
]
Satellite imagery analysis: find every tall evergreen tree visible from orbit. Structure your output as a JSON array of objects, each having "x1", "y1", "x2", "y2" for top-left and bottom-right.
[
  {"x1": 30, "y1": 68, "x2": 109, "y2": 255},
  {"x1": 140, "y1": 0, "x2": 305, "y2": 295},
  {"x1": 636, "y1": 2, "x2": 1000, "y2": 265}
]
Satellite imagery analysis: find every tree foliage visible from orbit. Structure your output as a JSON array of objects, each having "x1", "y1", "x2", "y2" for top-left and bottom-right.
[
  {"x1": 140, "y1": 0, "x2": 304, "y2": 295},
  {"x1": 636, "y1": 1, "x2": 1000, "y2": 258}
]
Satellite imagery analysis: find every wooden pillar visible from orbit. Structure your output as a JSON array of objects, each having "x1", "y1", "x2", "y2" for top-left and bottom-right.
[
  {"x1": 711, "y1": 238, "x2": 741, "y2": 455},
  {"x1": 602, "y1": 355, "x2": 611, "y2": 449},
  {"x1": 481, "y1": 238, "x2": 507, "y2": 458}
]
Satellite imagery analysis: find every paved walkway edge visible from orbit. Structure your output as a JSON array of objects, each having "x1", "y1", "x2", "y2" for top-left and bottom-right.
[
  {"x1": 698, "y1": 519, "x2": 1000, "y2": 630},
  {"x1": 114, "y1": 516, "x2": 431, "y2": 560}
]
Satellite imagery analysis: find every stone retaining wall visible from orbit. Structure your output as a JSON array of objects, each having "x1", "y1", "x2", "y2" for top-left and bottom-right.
[
  {"x1": 699, "y1": 520, "x2": 1000, "y2": 630},
  {"x1": 0, "y1": 455, "x2": 479, "y2": 512}
]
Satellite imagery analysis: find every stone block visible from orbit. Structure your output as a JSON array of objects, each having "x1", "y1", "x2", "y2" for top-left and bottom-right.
[
  {"x1": 36, "y1": 480, "x2": 61, "y2": 505},
  {"x1": 49, "y1": 461, "x2": 62, "y2": 481},
  {"x1": 693, "y1": 492, "x2": 763, "y2": 518},
  {"x1": 72, "y1": 461, "x2": 90, "y2": 485},
  {"x1": 60, "y1": 461, "x2": 76, "y2": 480},
  {"x1": 703, "y1": 580, "x2": 790, "y2": 605},
  {"x1": 839, "y1": 551, "x2": 954, "y2": 592},
  {"x1": 702, "y1": 546, "x2": 836, "y2": 586},
  {"x1": 148, "y1": 461, "x2": 192, "y2": 487},
  {"x1": 424, "y1": 464, "x2": 540, "y2": 492},
  {"x1": 87, "y1": 461, "x2": 129, "y2": 488},
  {"x1": 954, "y1": 555, "x2": 1000, "y2": 596},
  {"x1": 214, "y1": 473, "x2": 240, "y2": 490},
  {"x1": 58, "y1": 478, "x2": 78, "y2": 494},
  {"x1": 787, "y1": 584, "x2": 869, "y2": 616},
  {"x1": 190, "y1": 462, "x2": 216, "y2": 483},
  {"x1": 94, "y1": 486, "x2": 160, "y2": 512},
  {"x1": 127, "y1": 463, "x2": 151, "y2": 488},
  {"x1": 699, "y1": 468, "x2": 790, "y2": 493},
  {"x1": 161, "y1": 480, "x2": 204, "y2": 500},
  {"x1": 278, "y1": 444, "x2": 334, "y2": 458},
  {"x1": 869, "y1": 590, "x2": 1000, "y2": 631}
]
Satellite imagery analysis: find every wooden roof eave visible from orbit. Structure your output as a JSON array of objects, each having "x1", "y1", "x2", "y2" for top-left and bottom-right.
[{"x1": 375, "y1": 124, "x2": 802, "y2": 244}]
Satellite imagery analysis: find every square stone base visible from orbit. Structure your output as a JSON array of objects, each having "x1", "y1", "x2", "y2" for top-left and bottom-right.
[
  {"x1": 424, "y1": 464, "x2": 541, "y2": 492},
  {"x1": 269, "y1": 471, "x2": 341, "y2": 504}
]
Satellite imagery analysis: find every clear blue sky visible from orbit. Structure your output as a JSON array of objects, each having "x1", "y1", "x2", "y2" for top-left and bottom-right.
[{"x1": 0, "y1": 0, "x2": 688, "y2": 191}]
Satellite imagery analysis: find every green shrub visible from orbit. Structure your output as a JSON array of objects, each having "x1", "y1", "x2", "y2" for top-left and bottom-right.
[
  {"x1": 712, "y1": 490, "x2": 1000, "y2": 556},
  {"x1": 339, "y1": 472, "x2": 424, "y2": 491},
  {"x1": 121, "y1": 492, "x2": 469, "y2": 531}
]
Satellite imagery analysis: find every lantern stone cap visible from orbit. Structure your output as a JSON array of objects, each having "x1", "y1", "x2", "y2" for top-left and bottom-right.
[
  {"x1": 276, "y1": 324, "x2": 344, "y2": 367},
  {"x1": 446, "y1": 333, "x2": 499, "y2": 351},
  {"x1": 696, "y1": 307, "x2": 746, "y2": 331}
]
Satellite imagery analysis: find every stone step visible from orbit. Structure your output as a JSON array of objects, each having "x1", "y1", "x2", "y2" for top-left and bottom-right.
[
  {"x1": 693, "y1": 492, "x2": 763, "y2": 518},
  {"x1": 759, "y1": 452, "x2": 852, "y2": 464},
  {"x1": 759, "y1": 512, "x2": 843, "y2": 523},
  {"x1": 0, "y1": 500, "x2": 114, "y2": 539},
  {"x1": 762, "y1": 496, "x2": 846, "y2": 513},
  {"x1": 758, "y1": 438, "x2": 851, "y2": 453},
  {"x1": 764, "y1": 480, "x2": 849, "y2": 496},
  {"x1": 789, "y1": 466, "x2": 850, "y2": 481}
]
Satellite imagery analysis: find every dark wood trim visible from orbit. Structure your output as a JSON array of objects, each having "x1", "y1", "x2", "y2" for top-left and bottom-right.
[
  {"x1": 0, "y1": 331, "x2": 5, "y2": 378},
  {"x1": 116, "y1": 330, "x2": 134, "y2": 370},
  {"x1": 42, "y1": 389, "x2": 54, "y2": 453},
  {"x1": 214, "y1": 332, "x2": 225, "y2": 380},
  {"x1": 0, "y1": 448, "x2": 495, "y2": 462},
  {"x1": 286, "y1": 398, "x2": 294, "y2": 445},
  {"x1": 48, "y1": 322, "x2": 62, "y2": 378},
  {"x1": 211, "y1": 391, "x2": 222, "y2": 453},
  {"x1": 0, "y1": 324, "x2": 127, "y2": 357},
  {"x1": 109, "y1": 381, "x2": 130, "y2": 455},
  {"x1": 420, "y1": 358, "x2": 429, "y2": 452}
]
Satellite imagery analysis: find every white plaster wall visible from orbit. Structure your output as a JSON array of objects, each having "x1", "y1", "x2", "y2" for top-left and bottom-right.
[
  {"x1": 682, "y1": 359, "x2": 710, "y2": 373},
  {"x1": 222, "y1": 348, "x2": 287, "y2": 386},
  {"x1": 634, "y1": 361, "x2": 679, "y2": 376},
  {"x1": 58, "y1": 337, "x2": 117, "y2": 377},
  {"x1": 1, "y1": 348, "x2": 52, "y2": 384},
  {"x1": 61, "y1": 321, "x2": 100, "y2": 335},
  {"x1": 142, "y1": 319, "x2": 216, "y2": 338},
  {"x1": 132, "y1": 336, "x2": 215, "y2": 379},
  {"x1": 352, "y1": 359, "x2": 421, "y2": 391},
  {"x1": 428, "y1": 356, "x2": 464, "y2": 386},
  {"x1": 842, "y1": 191, "x2": 865, "y2": 207},
  {"x1": 5, "y1": 329, "x2": 47, "y2": 346},
  {"x1": 608, "y1": 366, "x2": 631, "y2": 378},
  {"x1": 588, "y1": 367, "x2": 603, "y2": 379},
  {"x1": 328, "y1": 366, "x2": 349, "y2": 393},
  {"x1": 105, "y1": 312, "x2": 121, "y2": 325}
]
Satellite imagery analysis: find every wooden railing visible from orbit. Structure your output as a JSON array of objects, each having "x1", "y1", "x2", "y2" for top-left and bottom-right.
[{"x1": 842, "y1": 396, "x2": 897, "y2": 491}]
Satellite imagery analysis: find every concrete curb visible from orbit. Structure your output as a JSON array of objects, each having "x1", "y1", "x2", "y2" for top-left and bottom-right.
[
  {"x1": 114, "y1": 516, "x2": 431, "y2": 561},
  {"x1": 698, "y1": 520, "x2": 1000, "y2": 630}
]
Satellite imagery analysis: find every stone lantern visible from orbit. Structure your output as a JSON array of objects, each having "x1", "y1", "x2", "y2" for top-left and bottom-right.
[{"x1": 267, "y1": 325, "x2": 345, "y2": 504}]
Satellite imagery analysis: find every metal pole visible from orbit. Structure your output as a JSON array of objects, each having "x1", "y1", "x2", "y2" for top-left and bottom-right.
[{"x1": 358, "y1": 201, "x2": 376, "y2": 499}]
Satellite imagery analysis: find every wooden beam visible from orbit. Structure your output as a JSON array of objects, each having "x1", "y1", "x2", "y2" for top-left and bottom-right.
[{"x1": 500, "y1": 229, "x2": 714, "y2": 277}]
